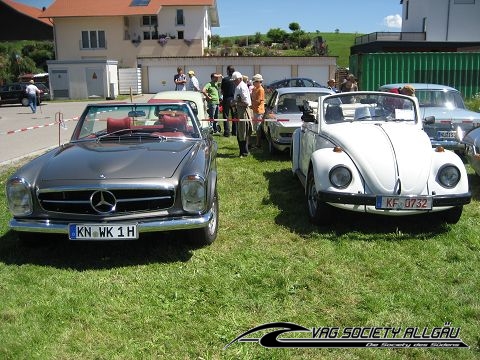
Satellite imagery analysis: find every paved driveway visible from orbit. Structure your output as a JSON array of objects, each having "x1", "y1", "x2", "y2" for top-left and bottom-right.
[{"x1": 0, "y1": 95, "x2": 153, "y2": 167}]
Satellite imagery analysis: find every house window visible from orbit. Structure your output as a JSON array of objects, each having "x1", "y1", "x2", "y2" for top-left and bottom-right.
[
  {"x1": 454, "y1": 0, "x2": 474, "y2": 3},
  {"x1": 177, "y1": 31, "x2": 184, "y2": 40},
  {"x1": 142, "y1": 15, "x2": 157, "y2": 26},
  {"x1": 130, "y1": 0, "x2": 150, "y2": 5},
  {"x1": 81, "y1": 30, "x2": 106, "y2": 49},
  {"x1": 176, "y1": 9, "x2": 184, "y2": 26}
]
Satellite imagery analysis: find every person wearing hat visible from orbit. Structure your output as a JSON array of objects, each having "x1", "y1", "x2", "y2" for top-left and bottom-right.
[
  {"x1": 232, "y1": 71, "x2": 252, "y2": 157},
  {"x1": 400, "y1": 84, "x2": 415, "y2": 97},
  {"x1": 327, "y1": 79, "x2": 338, "y2": 93},
  {"x1": 251, "y1": 74, "x2": 265, "y2": 148},
  {"x1": 202, "y1": 72, "x2": 222, "y2": 133},
  {"x1": 186, "y1": 70, "x2": 200, "y2": 92},
  {"x1": 25, "y1": 79, "x2": 41, "y2": 114}
]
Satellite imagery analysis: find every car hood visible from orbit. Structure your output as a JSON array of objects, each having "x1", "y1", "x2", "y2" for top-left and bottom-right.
[
  {"x1": 325, "y1": 123, "x2": 432, "y2": 194},
  {"x1": 38, "y1": 140, "x2": 195, "y2": 181},
  {"x1": 275, "y1": 113, "x2": 303, "y2": 127},
  {"x1": 421, "y1": 107, "x2": 480, "y2": 122}
]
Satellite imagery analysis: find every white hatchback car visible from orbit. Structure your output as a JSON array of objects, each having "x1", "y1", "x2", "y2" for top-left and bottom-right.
[
  {"x1": 262, "y1": 87, "x2": 335, "y2": 154},
  {"x1": 292, "y1": 91, "x2": 471, "y2": 225}
]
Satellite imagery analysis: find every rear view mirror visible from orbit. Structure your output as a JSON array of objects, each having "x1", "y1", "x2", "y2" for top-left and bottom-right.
[{"x1": 128, "y1": 110, "x2": 146, "y2": 117}]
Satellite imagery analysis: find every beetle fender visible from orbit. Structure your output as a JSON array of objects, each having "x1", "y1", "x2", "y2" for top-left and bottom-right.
[
  {"x1": 310, "y1": 148, "x2": 364, "y2": 195},
  {"x1": 428, "y1": 149, "x2": 469, "y2": 194},
  {"x1": 292, "y1": 128, "x2": 302, "y2": 174}
]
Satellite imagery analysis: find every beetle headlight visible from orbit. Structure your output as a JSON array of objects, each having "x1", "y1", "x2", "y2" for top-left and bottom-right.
[
  {"x1": 6, "y1": 178, "x2": 33, "y2": 216},
  {"x1": 438, "y1": 165, "x2": 461, "y2": 188},
  {"x1": 329, "y1": 166, "x2": 352, "y2": 189},
  {"x1": 181, "y1": 175, "x2": 206, "y2": 213}
]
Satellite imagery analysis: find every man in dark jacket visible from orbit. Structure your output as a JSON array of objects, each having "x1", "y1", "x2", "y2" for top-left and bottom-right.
[{"x1": 221, "y1": 65, "x2": 237, "y2": 137}]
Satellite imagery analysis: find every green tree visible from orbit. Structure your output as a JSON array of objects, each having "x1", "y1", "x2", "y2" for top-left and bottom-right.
[
  {"x1": 289, "y1": 22, "x2": 300, "y2": 32},
  {"x1": 210, "y1": 34, "x2": 221, "y2": 47},
  {"x1": 266, "y1": 28, "x2": 288, "y2": 43}
]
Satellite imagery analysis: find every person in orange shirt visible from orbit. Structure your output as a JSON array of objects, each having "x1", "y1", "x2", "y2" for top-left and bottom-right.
[{"x1": 250, "y1": 74, "x2": 265, "y2": 149}]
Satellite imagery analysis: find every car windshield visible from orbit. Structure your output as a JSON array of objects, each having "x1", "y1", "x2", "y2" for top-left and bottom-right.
[
  {"x1": 323, "y1": 93, "x2": 417, "y2": 124},
  {"x1": 277, "y1": 92, "x2": 331, "y2": 114},
  {"x1": 74, "y1": 103, "x2": 201, "y2": 141},
  {"x1": 415, "y1": 89, "x2": 465, "y2": 109}
]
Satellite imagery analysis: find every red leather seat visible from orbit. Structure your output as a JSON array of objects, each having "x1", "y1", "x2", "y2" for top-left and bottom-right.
[
  {"x1": 163, "y1": 115, "x2": 187, "y2": 131},
  {"x1": 107, "y1": 117, "x2": 132, "y2": 133}
]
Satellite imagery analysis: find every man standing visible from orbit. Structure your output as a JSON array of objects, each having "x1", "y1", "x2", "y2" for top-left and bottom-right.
[
  {"x1": 187, "y1": 70, "x2": 200, "y2": 92},
  {"x1": 221, "y1": 65, "x2": 236, "y2": 137},
  {"x1": 232, "y1": 71, "x2": 252, "y2": 157},
  {"x1": 250, "y1": 73, "x2": 265, "y2": 148},
  {"x1": 25, "y1": 80, "x2": 41, "y2": 113},
  {"x1": 202, "y1": 73, "x2": 222, "y2": 133},
  {"x1": 174, "y1": 67, "x2": 187, "y2": 91}
]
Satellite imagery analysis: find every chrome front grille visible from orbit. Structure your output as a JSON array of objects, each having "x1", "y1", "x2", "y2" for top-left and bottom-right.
[{"x1": 38, "y1": 188, "x2": 175, "y2": 215}]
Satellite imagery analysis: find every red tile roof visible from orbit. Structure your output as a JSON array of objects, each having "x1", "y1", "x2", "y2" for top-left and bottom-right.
[
  {"x1": 2, "y1": 0, "x2": 52, "y2": 26},
  {"x1": 40, "y1": 0, "x2": 215, "y2": 18}
]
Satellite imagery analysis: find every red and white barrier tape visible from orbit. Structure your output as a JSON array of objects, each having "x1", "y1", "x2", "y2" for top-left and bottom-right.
[{"x1": 0, "y1": 117, "x2": 79, "y2": 136}]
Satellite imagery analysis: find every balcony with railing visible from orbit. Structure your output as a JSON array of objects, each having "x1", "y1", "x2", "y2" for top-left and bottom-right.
[{"x1": 355, "y1": 32, "x2": 426, "y2": 45}]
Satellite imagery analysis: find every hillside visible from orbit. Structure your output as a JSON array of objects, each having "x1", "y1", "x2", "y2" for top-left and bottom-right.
[{"x1": 214, "y1": 32, "x2": 360, "y2": 68}]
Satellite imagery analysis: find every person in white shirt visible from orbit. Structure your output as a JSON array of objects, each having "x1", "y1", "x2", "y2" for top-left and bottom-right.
[
  {"x1": 25, "y1": 80, "x2": 41, "y2": 113},
  {"x1": 232, "y1": 71, "x2": 253, "y2": 157},
  {"x1": 187, "y1": 70, "x2": 200, "y2": 92}
]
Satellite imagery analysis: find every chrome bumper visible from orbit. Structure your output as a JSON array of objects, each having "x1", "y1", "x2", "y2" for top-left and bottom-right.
[
  {"x1": 9, "y1": 209, "x2": 213, "y2": 234},
  {"x1": 317, "y1": 191, "x2": 471, "y2": 207}
]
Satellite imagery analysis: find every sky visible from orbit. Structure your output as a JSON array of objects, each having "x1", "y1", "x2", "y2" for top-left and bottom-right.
[{"x1": 15, "y1": 0, "x2": 403, "y2": 36}]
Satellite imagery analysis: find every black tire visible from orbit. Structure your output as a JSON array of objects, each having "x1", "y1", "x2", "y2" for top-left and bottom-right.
[
  {"x1": 267, "y1": 135, "x2": 277, "y2": 155},
  {"x1": 190, "y1": 191, "x2": 218, "y2": 245},
  {"x1": 21, "y1": 97, "x2": 29, "y2": 107},
  {"x1": 306, "y1": 170, "x2": 333, "y2": 226},
  {"x1": 442, "y1": 206, "x2": 463, "y2": 224}
]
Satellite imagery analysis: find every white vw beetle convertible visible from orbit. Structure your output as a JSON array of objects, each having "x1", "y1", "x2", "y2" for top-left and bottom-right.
[{"x1": 291, "y1": 91, "x2": 471, "y2": 225}]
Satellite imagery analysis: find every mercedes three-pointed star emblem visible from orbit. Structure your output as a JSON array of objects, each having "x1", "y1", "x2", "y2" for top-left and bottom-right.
[{"x1": 90, "y1": 190, "x2": 117, "y2": 214}]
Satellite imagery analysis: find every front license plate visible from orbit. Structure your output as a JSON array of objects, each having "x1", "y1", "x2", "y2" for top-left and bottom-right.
[
  {"x1": 437, "y1": 130, "x2": 456, "y2": 139},
  {"x1": 69, "y1": 224, "x2": 138, "y2": 240},
  {"x1": 376, "y1": 196, "x2": 432, "y2": 210}
]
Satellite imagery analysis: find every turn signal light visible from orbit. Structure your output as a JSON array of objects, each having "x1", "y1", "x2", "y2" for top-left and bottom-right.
[
  {"x1": 435, "y1": 146, "x2": 445, "y2": 152},
  {"x1": 333, "y1": 146, "x2": 343, "y2": 153}
]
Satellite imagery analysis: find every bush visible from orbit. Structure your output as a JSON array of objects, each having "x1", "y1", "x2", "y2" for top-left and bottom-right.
[{"x1": 465, "y1": 93, "x2": 480, "y2": 112}]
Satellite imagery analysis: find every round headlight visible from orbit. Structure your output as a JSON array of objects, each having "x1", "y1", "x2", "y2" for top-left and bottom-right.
[
  {"x1": 329, "y1": 166, "x2": 352, "y2": 189},
  {"x1": 6, "y1": 177, "x2": 33, "y2": 216},
  {"x1": 438, "y1": 165, "x2": 461, "y2": 188},
  {"x1": 181, "y1": 175, "x2": 206, "y2": 213}
]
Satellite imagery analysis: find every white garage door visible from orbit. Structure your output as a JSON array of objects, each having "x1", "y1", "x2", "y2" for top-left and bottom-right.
[
  {"x1": 259, "y1": 66, "x2": 291, "y2": 85},
  {"x1": 148, "y1": 66, "x2": 217, "y2": 93},
  {"x1": 298, "y1": 66, "x2": 329, "y2": 86}
]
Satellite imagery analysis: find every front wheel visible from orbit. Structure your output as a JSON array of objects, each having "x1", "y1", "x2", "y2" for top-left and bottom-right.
[
  {"x1": 306, "y1": 170, "x2": 333, "y2": 226},
  {"x1": 21, "y1": 97, "x2": 29, "y2": 107},
  {"x1": 190, "y1": 191, "x2": 218, "y2": 245},
  {"x1": 442, "y1": 206, "x2": 463, "y2": 224},
  {"x1": 267, "y1": 134, "x2": 277, "y2": 155}
]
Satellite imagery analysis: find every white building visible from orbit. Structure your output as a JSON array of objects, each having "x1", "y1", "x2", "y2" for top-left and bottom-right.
[{"x1": 401, "y1": 0, "x2": 480, "y2": 41}]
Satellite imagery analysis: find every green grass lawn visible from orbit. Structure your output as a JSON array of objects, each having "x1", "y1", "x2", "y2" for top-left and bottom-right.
[{"x1": 0, "y1": 135, "x2": 479, "y2": 359}]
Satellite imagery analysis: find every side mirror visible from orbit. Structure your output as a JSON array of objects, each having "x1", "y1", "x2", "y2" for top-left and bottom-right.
[{"x1": 423, "y1": 116, "x2": 435, "y2": 125}]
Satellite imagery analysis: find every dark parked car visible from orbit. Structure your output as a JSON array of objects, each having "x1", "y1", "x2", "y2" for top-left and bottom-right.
[
  {"x1": 5, "y1": 101, "x2": 219, "y2": 245},
  {"x1": 265, "y1": 78, "x2": 325, "y2": 94},
  {"x1": 0, "y1": 82, "x2": 44, "y2": 106},
  {"x1": 32, "y1": 83, "x2": 50, "y2": 102}
]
